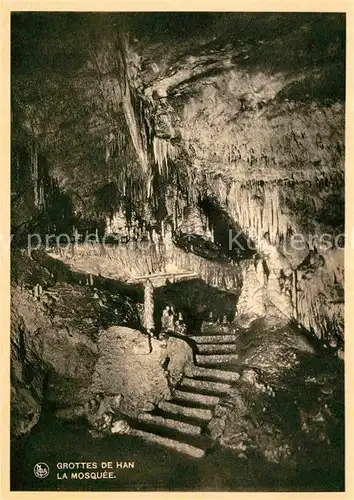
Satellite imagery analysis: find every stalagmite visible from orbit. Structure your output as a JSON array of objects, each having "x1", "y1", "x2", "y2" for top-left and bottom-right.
[
  {"x1": 161, "y1": 306, "x2": 170, "y2": 332},
  {"x1": 143, "y1": 279, "x2": 155, "y2": 333},
  {"x1": 33, "y1": 283, "x2": 42, "y2": 300}
]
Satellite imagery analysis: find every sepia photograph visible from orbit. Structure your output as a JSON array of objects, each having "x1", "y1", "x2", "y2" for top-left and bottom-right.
[{"x1": 9, "y1": 11, "x2": 345, "y2": 492}]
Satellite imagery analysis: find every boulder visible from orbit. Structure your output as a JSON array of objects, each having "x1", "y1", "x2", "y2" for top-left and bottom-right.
[
  {"x1": 91, "y1": 326, "x2": 172, "y2": 417},
  {"x1": 165, "y1": 335, "x2": 195, "y2": 386}
]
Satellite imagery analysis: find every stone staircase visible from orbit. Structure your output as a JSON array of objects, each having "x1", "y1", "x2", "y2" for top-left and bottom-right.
[{"x1": 128, "y1": 326, "x2": 242, "y2": 458}]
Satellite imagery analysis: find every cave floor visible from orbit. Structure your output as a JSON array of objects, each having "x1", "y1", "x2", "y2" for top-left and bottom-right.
[{"x1": 12, "y1": 411, "x2": 343, "y2": 492}]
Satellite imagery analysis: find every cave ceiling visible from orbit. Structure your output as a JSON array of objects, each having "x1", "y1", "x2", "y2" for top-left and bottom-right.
[{"x1": 11, "y1": 12, "x2": 345, "y2": 227}]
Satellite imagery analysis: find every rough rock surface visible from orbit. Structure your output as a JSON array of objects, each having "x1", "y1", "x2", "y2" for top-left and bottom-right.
[
  {"x1": 11, "y1": 253, "x2": 194, "y2": 437},
  {"x1": 91, "y1": 326, "x2": 171, "y2": 416},
  {"x1": 11, "y1": 297, "x2": 194, "y2": 436},
  {"x1": 11, "y1": 285, "x2": 99, "y2": 408},
  {"x1": 208, "y1": 319, "x2": 343, "y2": 471},
  {"x1": 9, "y1": 16, "x2": 345, "y2": 490},
  {"x1": 91, "y1": 327, "x2": 194, "y2": 417},
  {"x1": 165, "y1": 335, "x2": 195, "y2": 386},
  {"x1": 11, "y1": 315, "x2": 44, "y2": 437},
  {"x1": 11, "y1": 14, "x2": 344, "y2": 342}
]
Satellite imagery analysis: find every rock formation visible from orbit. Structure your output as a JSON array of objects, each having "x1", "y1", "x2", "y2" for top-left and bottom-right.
[{"x1": 10, "y1": 13, "x2": 345, "y2": 490}]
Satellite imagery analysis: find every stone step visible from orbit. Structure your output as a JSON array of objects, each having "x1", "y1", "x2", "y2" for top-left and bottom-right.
[
  {"x1": 185, "y1": 365, "x2": 240, "y2": 382},
  {"x1": 158, "y1": 401, "x2": 213, "y2": 421},
  {"x1": 131, "y1": 428, "x2": 205, "y2": 458},
  {"x1": 197, "y1": 343, "x2": 238, "y2": 354},
  {"x1": 181, "y1": 377, "x2": 231, "y2": 394},
  {"x1": 189, "y1": 334, "x2": 239, "y2": 344},
  {"x1": 196, "y1": 353, "x2": 240, "y2": 366},
  {"x1": 200, "y1": 326, "x2": 240, "y2": 335},
  {"x1": 173, "y1": 389, "x2": 220, "y2": 407},
  {"x1": 137, "y1": 412, "x2": 202, "y2": 436}
]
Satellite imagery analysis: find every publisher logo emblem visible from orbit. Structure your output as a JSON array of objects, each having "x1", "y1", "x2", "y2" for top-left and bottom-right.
[{"x1": 33, "y1": 462, "x2": 50, "y2": 478}]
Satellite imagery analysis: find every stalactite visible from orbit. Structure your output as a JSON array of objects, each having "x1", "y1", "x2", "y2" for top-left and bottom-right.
[
  {"x1": 39, "y1": 183, "x2": 45, "y2": 208},
  {"x1": 292, "y1": 270, "x2": 298, "y2": 320},
  {"x1": 56, "y1": 236, "x2": 242, "y2": 293},
  {"x1": 31, "y1": 144, "x2": 39, "y2": 207},
  {"x1": 295, "y1": 257, "x2": 344, "y2": 344},
  {"x1": 227, "y1": 182, "x2": 290, "y2": 246},
  {"x1": 120, "y1": 79, "x2": 148, "y2": 175},
  {"x1": 105, "y1": 208, "x2": 127, "y2": 234},
  {"x1": 110, "y1": 35, "x2": 152, "y2": 205},
  {"x1": 153, "y1": 137, "x2": 176, "y2": 175}
]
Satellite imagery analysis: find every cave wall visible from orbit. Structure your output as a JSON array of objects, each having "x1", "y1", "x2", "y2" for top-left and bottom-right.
[
  {"x1": 11, "y1": 13, "x2": 345, "y2": 346},
  {"x1": 10, "y1": 255, "x2": 194, "y2": 437}
]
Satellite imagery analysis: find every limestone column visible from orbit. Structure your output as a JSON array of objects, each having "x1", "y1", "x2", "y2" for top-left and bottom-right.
[{"x1": 143, "y1": 279, "x2": 155, "y2": 333}]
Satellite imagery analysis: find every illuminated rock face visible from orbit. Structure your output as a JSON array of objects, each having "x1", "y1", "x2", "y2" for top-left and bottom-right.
[
  {"x1": 91, "y1": 326, "x2": 171, "y2": 416},
  {"x1": 10, "y1": 15, "x2": 345, "y2": 469},
  {"x1": 10, "y1": 252, "x2": 195, "y2": 437},
  {"x1": 11, "y1": 292, "x2": 195, "y2": 434},
  {"x1": 11, "y1": 14, "x2": 344, "y2": 346}
]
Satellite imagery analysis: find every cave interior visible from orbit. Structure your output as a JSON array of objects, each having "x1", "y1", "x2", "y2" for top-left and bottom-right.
[{"x1": 10, "y1": 12, "x2": 345, "y2": 492}]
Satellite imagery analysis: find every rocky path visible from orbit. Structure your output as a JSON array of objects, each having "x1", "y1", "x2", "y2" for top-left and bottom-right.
[{"x1": 128, "y1": 326, "x2": 242, "y2": 458}]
